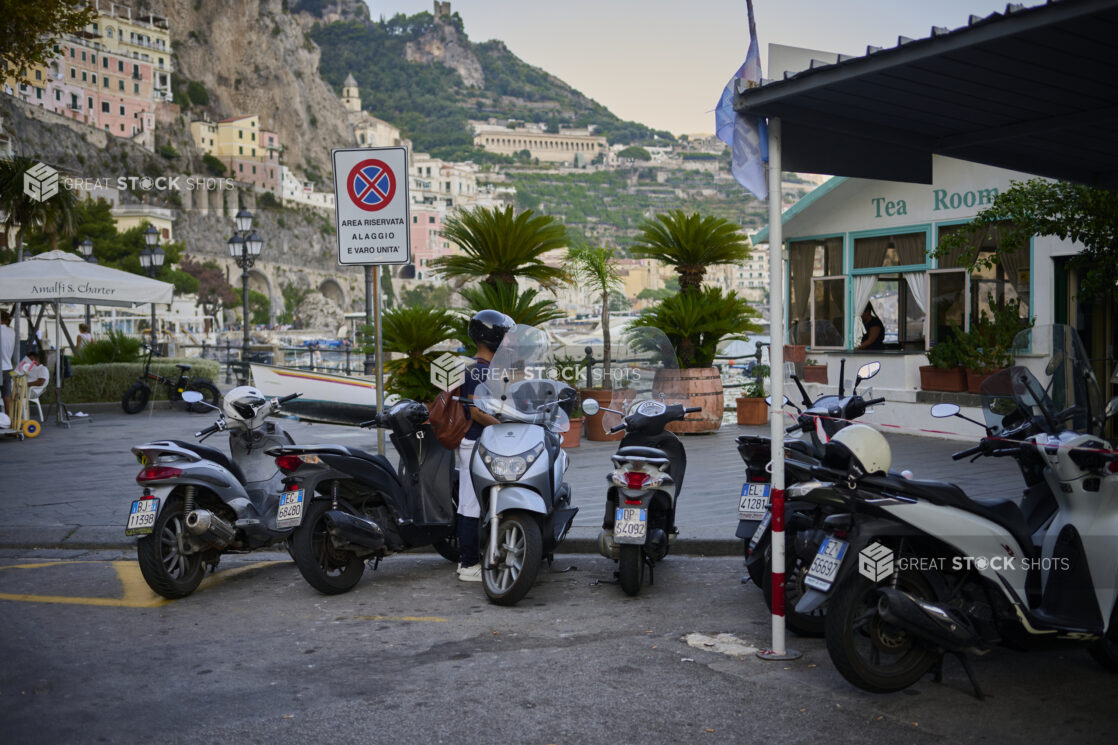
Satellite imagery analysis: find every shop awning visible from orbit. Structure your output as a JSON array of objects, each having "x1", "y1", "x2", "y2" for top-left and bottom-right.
[{"x1": 735, "y1": 0, "x2": 1118, "y2": 189}]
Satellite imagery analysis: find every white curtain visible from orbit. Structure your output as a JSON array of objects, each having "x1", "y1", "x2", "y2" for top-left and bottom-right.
[
  {"x1": 854, "y1": 275, "x2": 876, "y2": 339},
  {"x1": 905, "y1": 271, "x2": 928, "y2": 314}
]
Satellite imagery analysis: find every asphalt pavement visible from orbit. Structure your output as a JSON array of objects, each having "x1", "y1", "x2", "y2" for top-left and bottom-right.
[{"x1": 0, "y1": 400, "x2": 1021, "y2": 553}]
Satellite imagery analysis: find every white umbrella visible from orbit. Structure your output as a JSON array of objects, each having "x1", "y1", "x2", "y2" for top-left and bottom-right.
[{"x1": 0, "y1": 250, "x2": 174, "y2": 425}]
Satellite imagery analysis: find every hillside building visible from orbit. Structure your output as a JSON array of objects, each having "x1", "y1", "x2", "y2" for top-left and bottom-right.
[
  {"x1": 190, "y1": 114, "x2": 281, "y2": 193},
  {"x1": 3, "y1": 2, "x2": 171, "y2": 151},
  {"x1": 471, "y1": 121, "x2": 607, "y2": 165},
  {"x1": 340, "y1": 72, "x2": 407, "y2": 149}
]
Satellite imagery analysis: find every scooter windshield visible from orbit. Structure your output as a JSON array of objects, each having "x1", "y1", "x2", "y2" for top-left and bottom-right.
[
  {"x1": 473, "y1": 324, "x2": 573, "y2": 433},
  {"x1": 598, "y1": 326, "x2": 686, "y2": 435},
  {"x1": 979, "y1": 324, "x2": 1103, "y2": 437}
]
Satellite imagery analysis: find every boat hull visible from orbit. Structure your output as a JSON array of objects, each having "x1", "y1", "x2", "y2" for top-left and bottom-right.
[{"x1": 250, "y1": 364, "x2": 378, "y2": 426}]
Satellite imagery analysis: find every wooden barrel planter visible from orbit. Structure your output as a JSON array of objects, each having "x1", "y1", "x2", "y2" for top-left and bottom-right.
[
  {"x1": 653, "y1": 367, "x2": 724, "y2": 434},
  {"x1": 736, "y1": 397, "x2": 768, "y2": 425},
  {"x1": 560, "y1": 418, "x2": 583, "y2": 448}
]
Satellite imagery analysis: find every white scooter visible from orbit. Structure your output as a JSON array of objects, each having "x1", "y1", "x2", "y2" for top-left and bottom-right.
[{"x1": 805, "y1": 325, "x2": 1118, "y2": 696}]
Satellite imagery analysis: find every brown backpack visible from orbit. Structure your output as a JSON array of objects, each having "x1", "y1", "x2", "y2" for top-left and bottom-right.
[{"x1": 428, "y1": 385, "x2": 471, "y2": 450}]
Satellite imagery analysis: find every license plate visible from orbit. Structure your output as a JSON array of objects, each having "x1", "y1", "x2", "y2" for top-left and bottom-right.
[
  {"x1": 125, "y1": 498, "x2": 159, "y2": 536},
  {"x1": 614, "y1": 507, "x2": 647, "y2": 544},
  {"x1": 275, "y1": 489, "x2": 305, "y2": 528},
  {"x1": 748, "y1": 511, "x2": 772, "y2": 552},
  {"x1": 803, "y1": 537, "x2": 848, "y2": 592},
  {"x1": 738, "y1": 482, "x2": 771, "y2": 520}
]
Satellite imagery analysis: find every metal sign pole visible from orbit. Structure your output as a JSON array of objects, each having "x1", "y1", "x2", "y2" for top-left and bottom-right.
[
  {"x1": 363, "y1": 265, "x2": 374, "y2": 375},
  {"x1": 374, "y1": 265, "x2": 384, "y2": 455}
]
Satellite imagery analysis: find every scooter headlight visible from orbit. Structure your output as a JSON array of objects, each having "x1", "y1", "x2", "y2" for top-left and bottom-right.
[{"x1": 479, "y1": 443, "x2": 545, "y2": 482}]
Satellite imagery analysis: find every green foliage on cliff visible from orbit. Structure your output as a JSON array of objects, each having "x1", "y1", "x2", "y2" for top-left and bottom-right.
[{"x1": 307, "y1": 13, "x2": 674, "y2": 157}]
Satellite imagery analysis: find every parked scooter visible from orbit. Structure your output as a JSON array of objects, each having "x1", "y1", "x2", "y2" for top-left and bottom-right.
[
  {"x1": 736, "y1": 360, "x2": 884, "y2": 634},
  {"x1": 126, "y1": 387, "x2": 302, "y2": 598},
  {"x1": 804, "y1": 325, "x2": 1118, "y2": 696},
  {"x1": 266, "y1": 398, "x2": 460, "y2": 595},
  {"x1": 467, "y1": 324, "x2": 579, "y2": 606},
  {"x1": 583, "y1": 326, "x2": 699, "y2": 595}
]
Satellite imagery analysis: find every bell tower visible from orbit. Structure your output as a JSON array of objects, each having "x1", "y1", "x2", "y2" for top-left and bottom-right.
[{"x1": 342, "y1": 73, "x2": 361, "y2": 113}]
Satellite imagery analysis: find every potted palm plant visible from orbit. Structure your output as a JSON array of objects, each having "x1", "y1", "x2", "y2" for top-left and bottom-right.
[
  {"x1": 374, "y1": 306, "x2": 461, "y2": 404},
  {"x1": 629, "y1": 210, "x2": 759, "y2": 433}
]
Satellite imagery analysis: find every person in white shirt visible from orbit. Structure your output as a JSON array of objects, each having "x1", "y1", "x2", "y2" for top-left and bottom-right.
[{"x1": 1, "y1": 309, "x2": 16, "y2": 415}]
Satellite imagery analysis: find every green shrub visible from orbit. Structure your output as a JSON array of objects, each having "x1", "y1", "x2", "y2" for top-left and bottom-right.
[
  {"x1": 71, "y1": 329, "x2": 143, "y2": 365},
  {"x1": 38, "y1": 359, "x2": 221, "y2": 404}
]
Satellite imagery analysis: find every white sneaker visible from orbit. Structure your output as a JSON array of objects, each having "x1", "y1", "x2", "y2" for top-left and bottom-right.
[{"x1": 457, "y1": 563, "x2": 481, "y2": 582}]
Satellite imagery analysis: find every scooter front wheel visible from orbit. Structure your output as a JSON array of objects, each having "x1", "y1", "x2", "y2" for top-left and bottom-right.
[
  {"x1": 483, "y1": 512, "x2": 542, "y2": 606},
  {"x1": 618, "y1": 544, "x2": 645, "y2": 596},
  {"x1": 291, "y1": 500, "x2": 365, "y2": 595}
]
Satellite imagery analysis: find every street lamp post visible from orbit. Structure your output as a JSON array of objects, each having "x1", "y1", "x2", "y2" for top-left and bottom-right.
[
  {"x1": 138, "y1": 225, "x2": 164, "y2": 351},
  {"x1": 227, "y1": 209, "x2": 263, "y2": 368},
  {"x1": 76, "y1": 237, "x2": 96, "y2": 330}
]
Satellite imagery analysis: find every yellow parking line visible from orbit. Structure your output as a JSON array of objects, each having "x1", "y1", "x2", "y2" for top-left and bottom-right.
[
  {"x1": 0, "y1": 560, "x2": 287, "y2": 607},
  {"x1": 352, "y1": 615, "x2": 448, "y2": 623}
]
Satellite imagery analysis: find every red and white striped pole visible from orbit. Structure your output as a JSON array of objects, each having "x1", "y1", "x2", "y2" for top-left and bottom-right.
[{"x1": 757, "y1": 117, "x2": 800, "y2": 662}]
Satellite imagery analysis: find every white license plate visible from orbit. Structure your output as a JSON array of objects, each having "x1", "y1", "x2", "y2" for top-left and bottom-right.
[
  {"x1": 748, "y1": 510, "x2": 772, "y2": 552},
  {"x1": 275, "y1": 489, "x2": 305, "y2": 528},
  {"x1": 803, "y1": 537, "x2": 848, "y2": 592},
  {"x1": 614, "y1": 507, "x2": 647, "y2": 544},
  {"x1": 738, "y1": 482, "x2": 771, "y2": 520},
  {"x1": 126, "y1": 497, "x2": 159, "y2": 536}
]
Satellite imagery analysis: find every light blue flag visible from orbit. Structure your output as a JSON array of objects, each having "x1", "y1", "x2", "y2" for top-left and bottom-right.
[{"x1": 715, "y1": 1, "x2": 768, "y2": 200}]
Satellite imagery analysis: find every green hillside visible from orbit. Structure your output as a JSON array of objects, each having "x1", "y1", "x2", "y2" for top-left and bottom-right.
[{"x1": 307, "y1": 11, "x2": 675, "y2": 160}]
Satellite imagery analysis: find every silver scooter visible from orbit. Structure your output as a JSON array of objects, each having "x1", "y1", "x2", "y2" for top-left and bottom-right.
[
  {"x1": 126, "y1": 386, "x2": 301, "y2": 598},
  {"x1": 468, "y1": 324, "x2": 579, "y2": 606}
]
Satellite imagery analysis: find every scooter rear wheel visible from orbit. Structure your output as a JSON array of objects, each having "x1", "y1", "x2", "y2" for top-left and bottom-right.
[
  {"x1": 136, "y1": 495, "x2": 206, "y2": 599},
  {"x1": 483, "y1": 512, "x2": 541, "y2": 606},
  {"x1": 618, "y1": 544, "x2": 645, "y2": 596},
  {"x1": 292, "y1": 500, "x2": 365, "y2": 595}
]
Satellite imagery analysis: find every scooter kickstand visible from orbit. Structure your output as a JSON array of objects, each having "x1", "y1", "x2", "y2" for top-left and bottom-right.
[{"x1": 954, "y1": 652, "x2": 986, "y2": 700}]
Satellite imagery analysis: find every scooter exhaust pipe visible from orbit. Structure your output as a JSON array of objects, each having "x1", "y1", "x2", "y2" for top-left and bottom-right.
[
  {"x1": 876, "y1": 587, "x2": 984, "y2": 653},
  {"x1": 185, "y1": 509, "x2": 236, "y2": 549},
  {"x1": 597, "y1": 530, "x2": 619, "y2": 560},
  {"x1": 323, "y1": 510, "x2": 385, "y2": 552}
]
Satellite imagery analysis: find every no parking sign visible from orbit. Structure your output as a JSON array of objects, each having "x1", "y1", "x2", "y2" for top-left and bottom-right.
[{"x1": 331, "y1": 146, "x2": 410, "y2": 266}]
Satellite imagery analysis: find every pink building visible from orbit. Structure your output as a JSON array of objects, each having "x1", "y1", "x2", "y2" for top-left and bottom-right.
[{"x1": 408, "y1": 209, "x2": 453, "y2": 281}]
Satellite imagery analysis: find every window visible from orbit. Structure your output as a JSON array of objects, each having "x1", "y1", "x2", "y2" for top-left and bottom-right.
[
  {"x1": 119, "y1": 105, "x2": 125, "y2": 115},
  {"x1": 133, "y1": 83, "x2": 139, "y2": 94},
  {"x1": 251, "y1": 132, "x2": 255, "y2": 141},
  {"x1": 107, "y1": 27, "x2": 114, "y2": 39},
  {"x1": 118, "y1": 80, "x2": 124, "y2": 91},
  {"x1": 103, "y1": 76, "x2": 108, "y2": 88},
  {"x1": 238, "y1": 130, "x2": 243, "y2": 139},
  {"x1": 81, "y1": 51, "x2": 86, "y2": 61},
  {"x1": 81, "y1": 71, "x2": 87, "y2": 82},
  {"x1": 118, "y1": 60, "x2": 124, "y2": 72},
  {"x1": 931, "y1": 223, "x2": 1030, "y2": 345},
  {"x1": 101, "y1": 101, "x2": 109, "y2": 113},
  {"x1": 850, "y1": 229, "x2": 929, "y2": 349},
  {"x1": 87, "y1": 96, "x2": 93, "y2": 110},
  {"x1": 70, "y1": 48, "x2": 75, "y2": 58},
  {"x1": 428, "y1": 216, "x2": 435, "y2": 224},
  {"x1": 788, "y1": 237, "x2": 845, "y2": 347},
  {"x1": 54, "y1": 89, "x2": 61, "y2": 101},
  {"x1": 91, "y1": 74, "x2": 96, "y2": 85},
  {"x1": 102, "y1": 57, "x2": 108, "y2": 68},
  {"x1": 238, "y1": 146, "x2": 243, "y2": 155},
  {"x1": 35, "y1": 70, "x2": 41, "y2": 80}
]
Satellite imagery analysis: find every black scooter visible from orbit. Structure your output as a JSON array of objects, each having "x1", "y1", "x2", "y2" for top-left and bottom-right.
[
  {"x1": 584, "y1": 396, "x2": 700, "y2": 596},
  {"x1": 268, "y1": 399, "x2": 459, "y2": 595}
]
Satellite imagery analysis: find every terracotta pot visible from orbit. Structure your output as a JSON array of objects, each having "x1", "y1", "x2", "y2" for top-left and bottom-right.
[
  {"x1": 919, "y1": 365, "x2": 967, "y2": 392},
  {"x1": 579, "y1": 388, "x2": 623, "y2": 441},
  {"x1": 736, "y1": 397, "x2": 768, "y2": 426},
  {"x1": 560, "y1": 418, "x2": 582, "y2": 448},
  {"x1": 966, "y1": 368, "x2": 998, "y2": 394},
  {"x1": 784, "y1": 345, "x2": 807, "y2": 364},
  {"x1": 654, "y1": 367, "x2": 724, "y2": 433},
  {"x1": 802, "y1": 365, "x2": 828, "y2": 384}
]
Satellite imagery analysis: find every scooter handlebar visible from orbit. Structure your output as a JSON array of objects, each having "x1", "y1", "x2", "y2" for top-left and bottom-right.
[
  {"x1": 277, "y1": 392, "x2": 301, "y2": 405},
  {"x1": 195, "y1": 423, "x2": 221, "y2": 438},
  {"x1": 683, "y1": 406, "x2": 702, "y2": 413},
  {"x1": 864, "y1": 397, "x2": 886, "y2": 406},
  {"x1": 609, "y1": 423, "x2": 627, "y2": 433}
]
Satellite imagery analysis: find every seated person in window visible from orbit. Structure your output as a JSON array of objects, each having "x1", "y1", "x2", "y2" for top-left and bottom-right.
[{"x1": 856, "y1": 303, "x2": 886, "y2": 351}]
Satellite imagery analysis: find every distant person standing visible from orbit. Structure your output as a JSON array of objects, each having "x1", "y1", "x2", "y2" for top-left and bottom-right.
[
  {"x1": 1, "y1": 309, "x2": 15, "y2": 415},
  {"x1": 76, "y1": 323, "x2": 94, "y2": 351}
]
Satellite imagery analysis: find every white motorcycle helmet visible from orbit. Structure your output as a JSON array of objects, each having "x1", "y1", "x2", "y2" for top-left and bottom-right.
[
  {"x1": 222, "y1": 386, "x2": 267, "y2": 427},
  {"x1": 824, "y1": 423, "x2": 891, "y2": 481}
]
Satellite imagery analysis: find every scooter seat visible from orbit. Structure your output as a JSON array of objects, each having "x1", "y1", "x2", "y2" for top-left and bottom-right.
[
  {"x1": 615, "y1": 446, "x2": 668, "y2": 461},
  {"x1": 168, "y1": 440, "x2": 246, "y2": 484}
]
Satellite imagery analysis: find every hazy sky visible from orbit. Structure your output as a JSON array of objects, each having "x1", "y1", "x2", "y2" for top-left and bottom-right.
[{"x1": 364, "y1": 1, "x2": 1039, "y2": 135}]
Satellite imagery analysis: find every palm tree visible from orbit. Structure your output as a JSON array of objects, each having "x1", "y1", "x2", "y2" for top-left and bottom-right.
[
  {"x1": 458, "y1": 281, "x2": 566, "y2": 328},
  {"x1": 629, "y1": 287, "x2": 761, "y2": 368},
  {"x1": 0, "y1": 156, "x2": 78, "y2": 261},
  {"x1": 372, "y1": 306, "x2": 461, "y2": 401},
  {"x1": 568, "y1": 241, "x2": 622, "y2": 383},
  {"x1": 431, "y1": 205, "x2": 569, "y2": 290},
  {"x1": 630, "y1": 210, "x2": 751, "y2": 293}
]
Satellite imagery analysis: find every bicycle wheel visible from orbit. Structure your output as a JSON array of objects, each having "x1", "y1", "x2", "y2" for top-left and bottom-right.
[
  {"x1": 122, "y1": 382, "x2": 151, "y2": 414},
  {"x1": 184, "y1": 380, "x2": 221, "y2": 413}
]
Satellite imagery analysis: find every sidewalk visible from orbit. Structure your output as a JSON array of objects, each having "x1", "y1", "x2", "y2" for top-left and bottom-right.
[{"x1": 0, "y1": 403, "x2": 1021, "y2": 553}]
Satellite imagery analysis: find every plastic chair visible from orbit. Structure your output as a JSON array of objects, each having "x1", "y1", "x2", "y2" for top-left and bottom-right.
[{"x1": 26, "y1": 371, "x2": 48, "y2": 422}]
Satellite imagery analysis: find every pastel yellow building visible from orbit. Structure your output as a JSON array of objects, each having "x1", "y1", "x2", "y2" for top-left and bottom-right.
[
  {"x1": 111, "y1": 204, "x2": 175, "y2": 243},
  {"x1": 190, "y1": 114, "x2": 281, "y2": 192}
]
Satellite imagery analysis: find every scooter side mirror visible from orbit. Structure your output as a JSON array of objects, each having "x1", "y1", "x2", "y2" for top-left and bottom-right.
[
  {"x1": 581, "y1": 398, "x2": 600, "y2": 416},
  {"x1": 182, "y1": 391, "x2": 203, "y2": 403},
  {"x1": 764, "y1": 395, "x2": 791, "y2": 408},
  {"x1": 856, "y1": 361, "x2": 881, "y2": 382},
  {"x1": 1105, "y1": 396, "x2": 1118, "y2": 420},
  {"x1": 930, "y1": 403, "x2": 960, "y2": 418}
]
